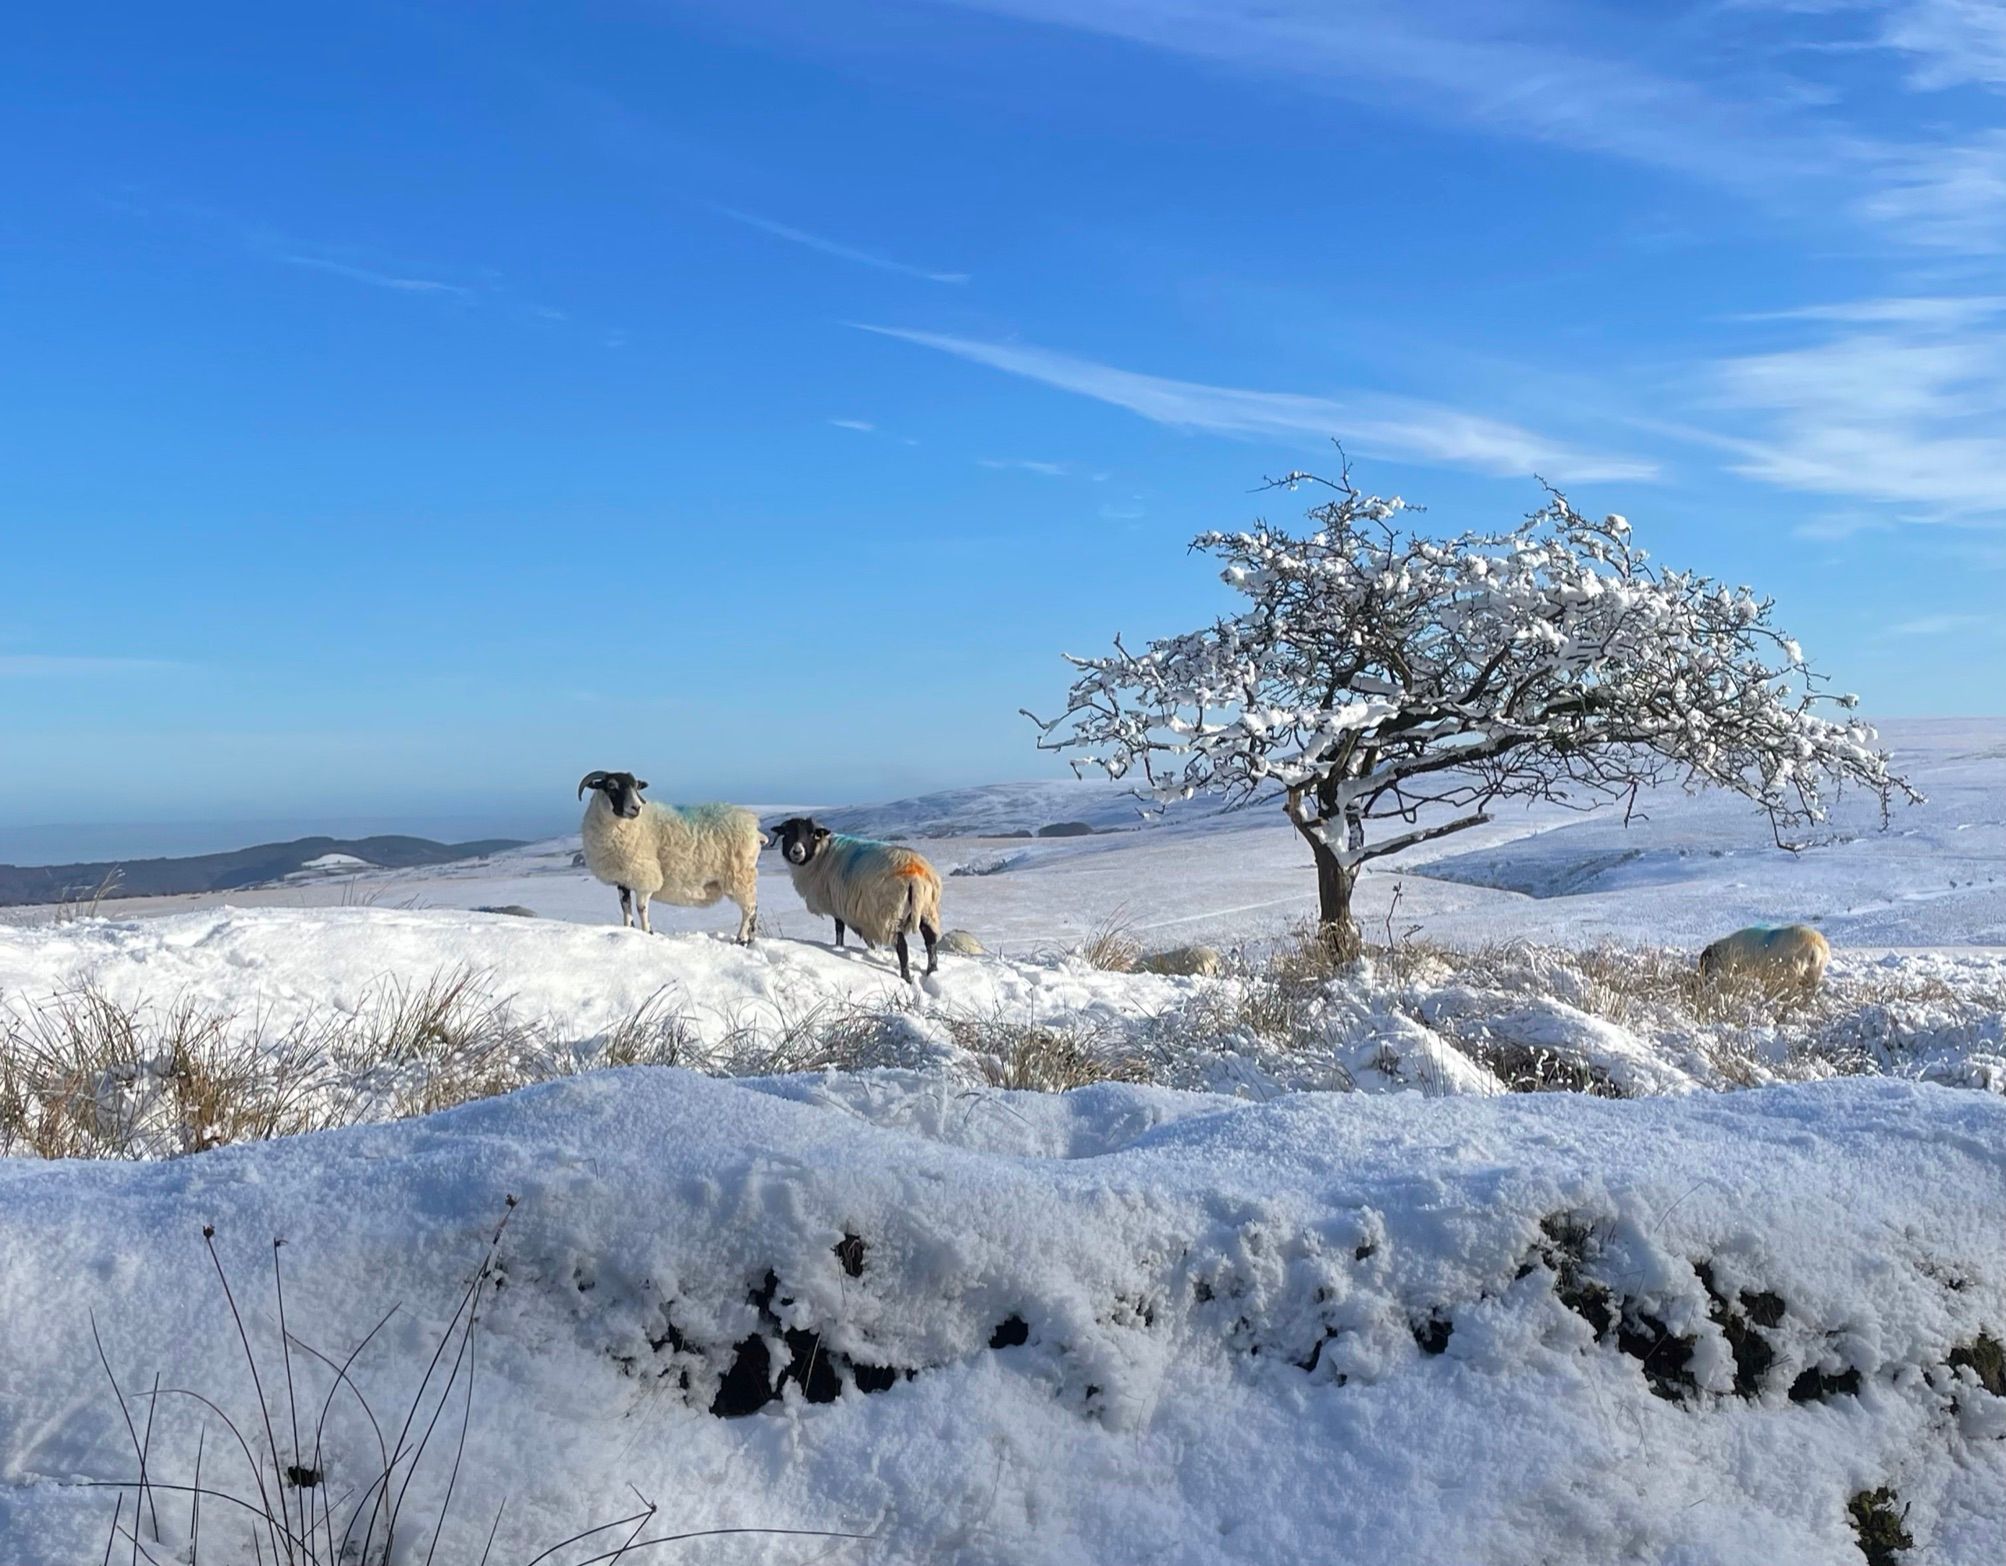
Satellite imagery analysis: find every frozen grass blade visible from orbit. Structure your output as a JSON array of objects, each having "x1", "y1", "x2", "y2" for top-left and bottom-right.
[
  {"x1": 519, "y1": 1510, "x2": 657, "y2": 1566},
  {"x1": 289, "y1": 1302, "x2": 397, "y2": 1560},
  {"x1": 565, "y1": 1523, "x2": 878, "y2": 1563},
  {"x1": 201, "y1": 1225, "x2": 291, "y2": 1565},
  {"x1": 271, "y1": 1240, "x2": 308, "y2": 1559},
  {"x1": 88, "y1": 1312, "x2": 160, "y2": 1540},
  {"x1": 361, "y1": 1195, "x2": 514, "y2": 1565},
  {"x1": 133, "y1": 1370, "x2": 161, "y2": 1566},
  {"x1": 189, "y1": 1428, "x2": 203, "y2": 1566},
  {"x1": 417, "y1": 1269, "x2": 488, "y2": 1566},
  {"x1": 478, "y1": 1498, "x2": 507, "y2": 1566}
]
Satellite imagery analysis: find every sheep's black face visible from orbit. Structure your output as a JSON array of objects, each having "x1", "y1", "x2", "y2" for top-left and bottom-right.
[
  {"x1": 583, "y1": 771, "x2": 648, "y2": 819},
  {"x1": 770, "y1": 817, "x2": 831, "y2": 867}
]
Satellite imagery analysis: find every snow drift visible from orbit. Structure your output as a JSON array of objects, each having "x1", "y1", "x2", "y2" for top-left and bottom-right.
[{"x1": 0, "y1": 1071, "x2": 2001, "y2": 1563}]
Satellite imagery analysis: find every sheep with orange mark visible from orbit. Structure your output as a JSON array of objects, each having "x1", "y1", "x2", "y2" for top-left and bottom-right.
[
  {"x1": 767, "y1": 817, "x2": 944, "y2": 981},
  {"x1": 1697, "y1": 923, "x2": 1831, "y2": 995}
]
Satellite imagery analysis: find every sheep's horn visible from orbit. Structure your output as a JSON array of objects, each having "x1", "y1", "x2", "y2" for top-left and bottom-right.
[{"x1": 577, "y1": 771, "x2": 610, "y2": 799}]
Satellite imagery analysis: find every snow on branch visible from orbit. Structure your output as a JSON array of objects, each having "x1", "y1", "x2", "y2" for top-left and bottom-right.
[{"x1": 1025, "y1": 473, "x2": 1918, "y2": 873}]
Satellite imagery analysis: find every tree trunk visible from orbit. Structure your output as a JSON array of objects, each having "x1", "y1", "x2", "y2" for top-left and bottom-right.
[{"x1": 1309, "y1": 836, "x2": 1362, "y2": 961}]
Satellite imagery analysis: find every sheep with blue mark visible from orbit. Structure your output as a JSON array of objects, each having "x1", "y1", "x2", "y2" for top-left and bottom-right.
[
  {"x1": 577, "y1": 770, "x2": 763, "y2": 941},
  {"x1": 1698, "y1": 923, "x2": 1830, "y2": 996},
  {"x1": 768, "y1": 817, "x2": 944, "y2": 982}
]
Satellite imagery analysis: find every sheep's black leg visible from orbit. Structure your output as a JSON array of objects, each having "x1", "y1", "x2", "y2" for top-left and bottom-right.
[
  {"x1": 920, "y1": 918, "x2": 940, "y2": 975},
  {"x1": 618, "y1": 886, "x2": 633, "y2": 928},
  {"x1": 833, "y1": 919, "x2": 846, "y2": 948},
  {"x1": 895, "y1": 931, "x2": 912, "y2": 983}
]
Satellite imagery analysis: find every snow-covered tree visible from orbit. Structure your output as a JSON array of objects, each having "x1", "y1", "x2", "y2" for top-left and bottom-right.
[{"x1": 1027, "y1": 471, "x2": 1916, "y2": 950}]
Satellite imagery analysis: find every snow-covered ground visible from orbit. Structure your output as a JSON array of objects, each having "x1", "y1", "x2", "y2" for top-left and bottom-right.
[
  {"x1": 3, "y1": 717, "x2": 2005, "y2": 1562},
  {"x1": 2, "y1": 1072, "x2": 2002, "y2": 1564}
]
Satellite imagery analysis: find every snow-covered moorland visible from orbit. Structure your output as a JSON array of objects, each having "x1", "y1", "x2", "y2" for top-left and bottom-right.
[{"x1": 2, "y1": 718, "x2": 2005, "y2": 1561}]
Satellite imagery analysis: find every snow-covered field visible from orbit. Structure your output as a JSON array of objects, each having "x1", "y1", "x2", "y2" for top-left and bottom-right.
[
  {"x1": 10, "y1": 717, "x2": 2001, "y2": 953},
  {"x1": 2, "y1": 717, "x2": 2004, "y2": 1562}
]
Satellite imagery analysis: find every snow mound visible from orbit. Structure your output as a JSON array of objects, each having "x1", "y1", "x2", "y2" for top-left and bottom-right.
[
  {"x1": 1, "y1": 1073, "x2": 2001, "y2": 1563},
  {"x1": 0, "y1": 905, "x2": 1202, "y2": 1051}
]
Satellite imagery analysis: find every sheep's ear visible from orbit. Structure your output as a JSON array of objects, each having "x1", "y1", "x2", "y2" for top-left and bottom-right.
[
  {"x1": 635, "y1": 780, "x2": 649, "y2": 791},
  {"x1": 813, "y1": 826, "x2": 831, "y2": 844}
]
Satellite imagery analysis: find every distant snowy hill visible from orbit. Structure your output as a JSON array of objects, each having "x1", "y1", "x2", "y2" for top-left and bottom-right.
[
  {"x1": 818, "y1": 778, "x2": 1242, "y2": 839},
  {"x1": 0, "y1": 833, "x2": 522, "y2": 907}
]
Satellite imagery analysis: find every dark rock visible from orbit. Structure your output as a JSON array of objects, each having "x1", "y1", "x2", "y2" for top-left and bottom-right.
[{"x1": 1789, "y1": 1364, "x2": 1861, "y2": 1403}]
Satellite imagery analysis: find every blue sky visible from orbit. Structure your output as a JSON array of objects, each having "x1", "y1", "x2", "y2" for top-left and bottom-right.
[{"x1": 6, "y1": 0, "x2": 2005, "y2": 846}]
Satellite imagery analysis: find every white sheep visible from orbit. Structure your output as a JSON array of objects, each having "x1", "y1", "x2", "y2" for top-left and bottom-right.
[
  {"x1": 1697, "y1": 923, "x2": 1830, "y2": 995},
  {"x1": 577, "y1": 771, "x2": 761, "y2": 941},
  {"x1": 768, "y1": 816, "x2": 943, "y2": 981},
  {"x1": 1135, "y1": 944, "x2": 1224, "y2": 978}
]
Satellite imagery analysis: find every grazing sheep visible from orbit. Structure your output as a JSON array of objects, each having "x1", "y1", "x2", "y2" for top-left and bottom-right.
[
  {"x1": 938, "y1": 929, "x2": 985, "y2": 956},
  {"x1": 1698, "y1": 923, "x2": 1830, "y2": 994},
  {"x1": 769, "y1": 816, "x2": 943, "y2": 981},
  {"x1": 1135, "y1": 944, "x2": 1224, "y2": 978},
  {"x1": 577, "y1": 771, "x2": 761, "y2": 941}
]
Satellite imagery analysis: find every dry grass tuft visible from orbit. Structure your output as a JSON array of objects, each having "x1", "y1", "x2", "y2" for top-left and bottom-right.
[
  {"x1": 1261, "y1": 919, "x2": 1359, "y2": 988},
  {"x1": 0, "y1": 985, "x2": 341, "y2": 1157},
  {"x1": 946, "y1": 1011, "x2": 1144, "y2": 1092},
  {"x1": 594, "y1": 985, "x2": 702, "y2": 1069},
  {"x1": 1075, "y1": 909, "x2": 1142, "y2": 974},
  {"x1": 329, "y1": 965, "x2": 531, "y2": 1119},
  {"x1": 52, "y1": 866, "x2": 125, "y2": 923}
]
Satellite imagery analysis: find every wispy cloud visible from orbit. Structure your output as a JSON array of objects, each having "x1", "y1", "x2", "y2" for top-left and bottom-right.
[
  {"x1": 857, "y1": 325, "x2": 1659, "y2": 482},
  {"x1": 927, "y1": 1, "x2": 2006, "y2": 261},
  {"x1": 1884, "y1": 612, "x2": 1985, "y2": 637},
  {"x1": 1864, "y1": 0, "x2": 2006, "y2": 91},
  {"x1": 281, "y1": 253, "x2": 475, "y2": 298},
  {"x1": 1792, "y1": 512, "x2": 1897, "y2": 542},
  {"x1": 828, "y1": 418, "x2": 877, "y2": 432},
  {"x1": 925, "y1": 0, "x2": 1828, "y2": 188},
  {"x1": 0, "y1": 655, "x2": 183, "y2": 678},
  {"x1": 1736, "y1": 295, "x2": 2006, "y2": 326},
  {"x1": 977, "y1": 457, "x2": 1070, "y2": 475},
  {"x1": 99, "y1": 191, "x2": 604, "y2": 335},
  {"x1": 1855, "y1": 131, "x2": 2006, "y2": 251},
  {"x1": 716, "y1": 207, "x2": 968, "y2": 284},
  {"x1": 1702, "y1": 294, "x2": 2006, "y2": 517}
]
